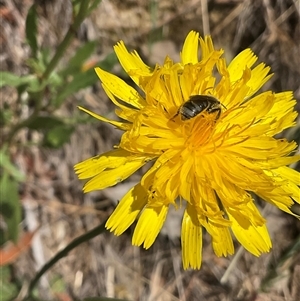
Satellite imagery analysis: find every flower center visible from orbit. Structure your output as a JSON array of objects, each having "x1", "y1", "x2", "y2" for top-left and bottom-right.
[{"x1": 183, "y1": 113, "x2": 219, "y2": 152}]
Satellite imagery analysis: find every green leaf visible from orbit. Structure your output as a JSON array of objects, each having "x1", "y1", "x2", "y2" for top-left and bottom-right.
[
  {"x1": 88, "y1": 0, "x2": 102, "y2": 14},
  {"x1": 0, "y1": 267, "x2": 18, "y2": 301},
  {"x1": 0, "y1": 173, "x2": 21, "y2": 243},
  {"x1": 98, "y1": 52, "x2": 118, "y2": 71},
  {"x1": 26, "y1": 116, "x2": 65, "y2": 131},
  {"x1": 53, "y1": 69, "x2": 97, "y2": 108},
  {"x1": 0, "y1": 229, "x2": 6, "y2": 246},
  {"x1": 0, "y1": 72, "x2": 34, "y2": 88},
  {"x1": 0, "y1": 149, "x2": 25, "y2": 182},
  {"x1": 26, "y1": 76, "x2": 43, "y2": 93},
  {"x1": 53, "y1": 52, "x2": 118, "y2": 108},
  {"x1": 0, "y1": 107, "x2": 12, "y2": 127},
  {"x1": 43, "y1": 125, "x2": 74, "y2": 148},
  {"x1": 60, "y1": 41, "x2": 97, "y2": 77},
  {"x1": 25, "y1": 4, "x2": 38, "y2": 57},
  {"x1": 71, "y1": 0, "x2": 82, "y2": 16},
  {"x1": 50, "y1": 275, "x2": 67, "y2": 293},
  {"x1": 25, "y1": 72, "x2": 60, "y2": 93}
]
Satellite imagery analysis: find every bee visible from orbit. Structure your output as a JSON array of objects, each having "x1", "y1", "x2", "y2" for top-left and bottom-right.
[{"x1": 178, "y1": 95, "x2": 222, "y2": 121}]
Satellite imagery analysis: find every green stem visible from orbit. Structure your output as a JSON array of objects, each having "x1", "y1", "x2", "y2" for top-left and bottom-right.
[
  {"x1": 7, "y1": 0, "x2": 90, "y2": 144},
  {"x1": 42, "y1": 0, "x2": 90, "y2": 80},
  {"x1": 26, "y1": 219, "x2": 107, "y2": 299}
]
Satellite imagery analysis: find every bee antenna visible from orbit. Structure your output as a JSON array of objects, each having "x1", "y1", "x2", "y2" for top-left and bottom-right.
[{"x1": 221, "y1": 103, "x2": 227, "y2": 109}]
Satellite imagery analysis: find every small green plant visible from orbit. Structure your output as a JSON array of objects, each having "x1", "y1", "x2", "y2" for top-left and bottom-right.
[{"x1": 0, "y1": 1, "x2": 119, "y2": 299}]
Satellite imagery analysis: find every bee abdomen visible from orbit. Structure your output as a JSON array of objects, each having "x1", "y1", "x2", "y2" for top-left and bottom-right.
[
  {"x1": 179, "y1": 100, "x2": 206, "y2": 120},
  {"x1": 179, "y1": 95, "x2": 221, "y2": 121}
]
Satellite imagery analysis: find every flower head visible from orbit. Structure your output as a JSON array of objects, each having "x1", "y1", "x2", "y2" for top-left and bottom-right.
[{"x1": 75, "y1": 31, "x2": 300, "y2": 269}]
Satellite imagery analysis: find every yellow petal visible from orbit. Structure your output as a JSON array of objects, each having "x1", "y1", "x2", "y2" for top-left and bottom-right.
[
  {"x1": 199, "y1": 35, "x2": 215, "y2": 59},
  {"x1": 246, "y1": 63, "x2": 272, "y2": 96},
  {"x1": 259, "y1": 154, "x2": 300, "y2": 169},
  {"x1": 106, "y1": 183, "x2": 148, "y2": 235},
  {"x1": 227, "y1": 49, "x2": 257, "y2": 83},
  {"x1": 77, "y1": 106, "x2": 130, "y2": 130},
  {"x1": 270, "y1": 92, "x2": 296, "y2": 116},
  {"x1": 210, "y1": 224, "x2": 234, "y2": 257},
  {"x1": 181, "y1": 30, "x2": 199, "y2": 65},
  {"x1": 275, "y1": 166, "x2": 300, "y2": 185},
  {"x1": 83, "y1": 157, "x2": 147, "y2": 192},
  {"x1": 179, "y1": 153, "x2": 194, "y2": 202},
  {"x1": 114, "y1": 41, "x2": 152, "y2": 86},
  {"x1": 169, "y1": 67, "x2": 185, "y2": 107},
  {"x1": 181, "y1": 203, "x2": 202, "y2": 269},
  {"x1": 132, "y1": 204, "x2": 169, "y2": 249},
  {"x1": 95, "y1": 67, "x2": 146, "y2": 109},
  {"x1": 74, "y1": 149, "x2": 131, "y2": 179},
  {"x1": 151, "y1": 160, "x2": 181, "y2": 203},
  {"x1": 227, "y1": 205, "x2": 272, "y2": 256},
  {"x1": 258, "y1": 192, "x2": 299, "y2": 217}
]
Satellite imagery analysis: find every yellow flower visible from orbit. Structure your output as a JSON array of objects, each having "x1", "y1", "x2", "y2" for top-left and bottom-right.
[{"x1": 75, "y1": 31, "x2": 300, "y2": 269}]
